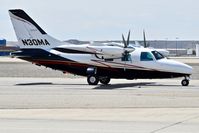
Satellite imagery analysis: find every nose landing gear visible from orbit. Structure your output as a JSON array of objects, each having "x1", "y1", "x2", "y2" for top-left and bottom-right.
[{"x1": 181, "y1": 76, "x2": 190, "y2": 86}]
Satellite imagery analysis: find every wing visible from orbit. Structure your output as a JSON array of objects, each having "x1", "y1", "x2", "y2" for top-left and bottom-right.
[{"x1": 53, "y1": 44, "x2": 135, "y2": 59}]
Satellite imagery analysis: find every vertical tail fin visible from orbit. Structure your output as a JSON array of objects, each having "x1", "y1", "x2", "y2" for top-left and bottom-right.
[{"x1": 9, "y1": 9, "x2": 63, "y2": 49}]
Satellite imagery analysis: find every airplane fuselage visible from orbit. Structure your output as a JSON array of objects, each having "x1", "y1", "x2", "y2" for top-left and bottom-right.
[{"x1": 12, "y1": 46, "x2": 192, "y2": 80}]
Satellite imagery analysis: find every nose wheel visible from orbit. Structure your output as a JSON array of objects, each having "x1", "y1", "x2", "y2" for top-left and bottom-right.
[{"x1": 181, "y1": 77, "x2": 189, "y2": 86}]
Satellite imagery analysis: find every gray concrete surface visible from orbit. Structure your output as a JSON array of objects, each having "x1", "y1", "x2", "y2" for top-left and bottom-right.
[
  {"x1": 0, "y1": 78, "x2": 199, "y2": 109},
  {"x1": 0, "y1": 77, "x2": 199, "y2": 132},
  {"x1": 0, "y1": 57, "x2": 199, "y2": 133},
  {"x1": 0, "y1": 108, "x2": 199, "y2": 133},
  {"x1": 0, "y1": 62, "x2": 65, "y2": 77}
]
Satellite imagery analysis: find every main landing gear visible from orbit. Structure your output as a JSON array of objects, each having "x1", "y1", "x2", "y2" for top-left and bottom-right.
[
  {"x1": 99, "y1": 76, "x2": 111, "y2": 85},
  {"x1": 87, "y1": 75, "x2": 99, "y2": 85},
  {"x1": 181, "y1": 76, "x2": 190, "y2": 86},
  {"x1": 87, "y1": 75, "x2": 111, "y2": 85}
]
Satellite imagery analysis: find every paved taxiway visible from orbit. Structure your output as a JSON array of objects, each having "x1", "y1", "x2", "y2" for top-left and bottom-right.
[
  {"x1": 1, "y1": 108, "x2": 199, "y2": 133},
  {"x1": 1, "y1": 78, "x2": 199, "y2": 109},
  {"x1": 0, "y1": 57, "x2": 199, "y2": 133}
]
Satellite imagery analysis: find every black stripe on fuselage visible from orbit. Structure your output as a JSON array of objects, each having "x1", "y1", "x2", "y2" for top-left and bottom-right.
[
  {"x1": 11, "y1": 48, "x2": 73, "y2": 62},
  {"x1": 9, "y1": 9, "x2": 46, "y2": 34},
  {"x1": 53, "y1": 48, "x2": 95, "y2": 54},
  {"x1": 11, "y1": 48, "x2": 189, "y2": 79}
]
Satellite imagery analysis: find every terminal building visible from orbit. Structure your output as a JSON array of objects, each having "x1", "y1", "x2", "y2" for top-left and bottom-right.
[
  {"x1": 0, "y1": 38, "x2": 19, "y2": 56},
  {"x1": 96, "y1": 40, "x2": 198, "y2": 57},
  {"x1": 138, "y1": 40, "x2": 197, "y2": 56},
  {"x1": 0, "y1": 38, "x2": 199, "y2": 57}
]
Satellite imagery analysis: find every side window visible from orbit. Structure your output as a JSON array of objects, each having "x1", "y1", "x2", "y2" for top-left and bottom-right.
[
  {"x1": 152, "y1": 51, "x2": 164, "y2": 60},
  {"x1": 140, "y1": 52, "x2": 153, "y2": 61}
]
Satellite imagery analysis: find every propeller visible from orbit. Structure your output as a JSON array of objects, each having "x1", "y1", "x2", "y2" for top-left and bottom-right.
[
  {"x1": 143, "y1": 30, "x2": 149, "y2": 48},
  {"x1": 122, "y1": 30, "x2": 131, "y2": 48},
  {"x1": 121, "y1": 30, "x2": 132, "y2": 60},
  {"x1": 126, "y1": 30, "x2": 130, "y2": 48}
]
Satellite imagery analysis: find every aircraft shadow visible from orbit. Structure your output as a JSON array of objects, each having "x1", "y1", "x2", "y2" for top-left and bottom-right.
[
  {"x1": 16, "y1": 82, "x2": 53, "y2": 86},
  {"x1": 15, "y1": 82, "x2": 181, "y2": 89},
  {"x1": 93, "y1": 82, "x2": 181, "y2": 90},
  {"x1": 15, "y1": 82, "x2": 86, "y2": 86},
  {"x1": 93, "y1": 82, "x2": 155, "y2": 90}
]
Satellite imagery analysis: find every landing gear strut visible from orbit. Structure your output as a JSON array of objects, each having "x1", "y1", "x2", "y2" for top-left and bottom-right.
[{"x1": 181, "y1": 76, "x2": 189, "y2": 86}]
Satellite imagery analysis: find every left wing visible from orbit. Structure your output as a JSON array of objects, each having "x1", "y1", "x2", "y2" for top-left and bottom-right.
[{"x1": 53, "y1": 44, "x2": 135, "y2": 59}]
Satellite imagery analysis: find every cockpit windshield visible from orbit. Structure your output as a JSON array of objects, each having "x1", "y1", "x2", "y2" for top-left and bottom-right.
[{"x1": 152, "y1": 51, "x2": 165, "y2": 60}]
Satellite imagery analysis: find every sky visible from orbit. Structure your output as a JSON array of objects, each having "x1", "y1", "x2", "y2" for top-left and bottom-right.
[{"x1": 1, "y1": 0, "x2": 199, "y2": 41}]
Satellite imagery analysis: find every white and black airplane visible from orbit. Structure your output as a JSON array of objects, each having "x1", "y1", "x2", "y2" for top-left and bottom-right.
[{"x1": 9, "y1": 9, "x2": 192, "y2": 86}]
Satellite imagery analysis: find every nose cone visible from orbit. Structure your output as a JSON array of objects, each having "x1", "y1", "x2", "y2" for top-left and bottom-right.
[
  {"x1": 159, "y1": 59, "x2": 193, "y2": 75},
  {"x1": 179, "y1": 62, "x2": 193, "y2": 75},
  {"x1": 169, "y1": 60, "x2": 193, "y2": 75}
]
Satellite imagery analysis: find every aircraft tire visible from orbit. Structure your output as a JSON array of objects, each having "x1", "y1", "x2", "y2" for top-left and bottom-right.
[
  {"x1": 99, "y1": 77, "x2": 111, "y2": 85},
  {"x1": 181, "y1": 79, "x2": 189, "y2": 86},
  {"x1": 87, "y1": 75, "x2": 99, "y2": 85}
]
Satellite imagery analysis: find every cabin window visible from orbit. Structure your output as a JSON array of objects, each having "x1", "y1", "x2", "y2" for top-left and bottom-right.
[
  {"x1": 152, "y1": 51, "x2": 164, "y2": 60},
  {"x1": 140, "y1": 52, "x2": 153, "y2": 61}
]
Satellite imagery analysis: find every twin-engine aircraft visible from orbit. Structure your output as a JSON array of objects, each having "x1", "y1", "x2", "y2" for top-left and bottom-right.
[{"x1": 9, "y1": 9, "x2": 192, "y2": 86}]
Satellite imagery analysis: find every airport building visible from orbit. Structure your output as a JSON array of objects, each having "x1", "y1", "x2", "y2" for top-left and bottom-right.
[
  {"x1": 0, "y1": 38, "x2": 6, "y2": 46},
  {"x1": 138, "y1": 40, "x2": 197, "y2": 56},
  {"x1": 95, "y1": 40, "x2": 198, "y2": 57},
  {"x1": 0, "y1": 38, "x2": 198, "y2": 57},
  {"x1": 0, "y1": 38, "x2": 19, "y2": 56}
]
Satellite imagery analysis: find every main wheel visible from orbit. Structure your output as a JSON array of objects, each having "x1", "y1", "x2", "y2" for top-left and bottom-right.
[
  {"x1": 87, "y1": 75, "x2": 99, "y2": 85},
  {"x1": 99, "y1": 77, "x2": 111, "y2": 85},
  {"x1": 181, "y1": 79, "x2": 189, "y2": 86}
]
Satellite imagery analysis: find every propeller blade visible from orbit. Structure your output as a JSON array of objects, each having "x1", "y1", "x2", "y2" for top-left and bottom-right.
[
  {"x1": 122, "y1": 34, "x2": 127, "y2": 48},
  {"x1": 126, "y1": 30, "x2": 131, "y2": 47},
  {"x1": 143, "y1": 30, "x2": 147, "y2": 48}
]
